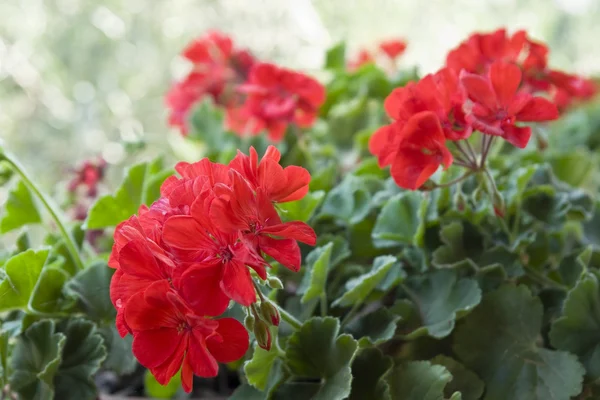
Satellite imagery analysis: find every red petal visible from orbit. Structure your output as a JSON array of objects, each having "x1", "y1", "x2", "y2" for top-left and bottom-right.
[
  {"x1": 490, "y1": 61, "x2": 522, "y2": 106},
  {"x1": 259, "y1": 237, "x2": 302, "y2": 272},
  {"x1": 132, "y1": 328, "x2": 183, "y2": 369},
  {"x1": 207, "y1": 318, "x2": 249, "y2": 363},
  {"x1": 163, "y1": 215, "x2": 206, "y2": 251},
  {"x1": 369, "y1": 125, "x2": 394, "y2": 161},
  {"x1": 266, "y1": 121, "x2": 288, "y2": 142},
  {"x1": 260, "y1": 162, "x2": 308, "y2": 203},
  {"x1": 261, "y1": 221, "x2": 317, "y2": 245},
  {"x1": 502, "y1": 124, "x2": 532, "y2": 148},
  {"x1": 516, "y1": 97, "x2": 559, "y2": 122},
  {"x1": 390, "y1": 149, "x2": 441, "y2": 190},
  {"x1": 187, "y1": 332, "x2": 219, "y2": 377},
  {"x1": 220, "y1": 260, "x2": 256, "y2": 306},
  {"x1": 150, "y1": 336, "x2": 188, "y2": 386},
  {"x1": 263, "y1": 145, "x2": 282, "y2": 163},
  {"x1": 177, "y1": 266, "x2": 229, "y2": 316},
  {"x1": 124, "y1": 284, "x2": 179, "y2": 330},
  {"x1": 115, "y1": 309, "x2": 130, "y2": 338},
  {"x1": 118, "y1": 240, "x2": 163, "y2": 280},
  {"x1": 181, "y1": 353, "x2": 194, "y2": 393},
  {"x1": 460, "y1": 71, "x2": 497, "y2": 110},
  {"x1": 208, "y1": 197, "x2": 247, "y2": 233}
]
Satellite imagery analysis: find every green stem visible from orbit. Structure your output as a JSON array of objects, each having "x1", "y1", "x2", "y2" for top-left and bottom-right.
[
  {"x1": 422, "y1": 170, "x2": 474, "y2": 191},
  {"x1": 274, "y1": 304, "x2": 303, "y2": 330},
  {"x1": 319, "y1": 292, "x2": 328, "y2": 317},
  {"x1": 523, "y1": 265, "x2": 569, "y2": 291},
  {"x1": 0, "y1": 151, "x2": 84, "y2": 271},
  {"x1": 340, "y1": 301, "x2": 362, "y2": 329}
]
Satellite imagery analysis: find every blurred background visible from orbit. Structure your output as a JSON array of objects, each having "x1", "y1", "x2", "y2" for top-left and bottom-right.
[{"x1": 1, "y1": 0, "x2": 600, "y2": 190}]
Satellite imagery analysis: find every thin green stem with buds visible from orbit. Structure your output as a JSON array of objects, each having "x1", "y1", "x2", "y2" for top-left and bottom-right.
[
  {"x1": 0, "y1": 150, "x2": 85, "y2": 271},
  {"x1": 274, "y1": 304, "x2": 303, "y2": 330}
]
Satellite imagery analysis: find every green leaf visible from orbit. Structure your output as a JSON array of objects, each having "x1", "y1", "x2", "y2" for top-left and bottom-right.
[
  {"x1": 9, "y1": 320, "x2": 65, "y2": 400},
  {"x1": 144, "y1": 369, "x2": 181, "y2": 399},
  {"x1": 349, "y1": 348, "x2": 392, "y2": 400},
  {"x1": 454, "y1": 285, "x2": 585, "y2": 400},
  {"x1": 244, "y1": 329, "x2": 281, "y2": 391},
  {"x1": 98, "y1": 326, "x2": 136, "y2": 376},
  {"x1": 301, "y1": 243, "x2": 333, "y2": 304},
  {"x1": 318, "y1": 175, "x2": 375, "y2": 225},
  {"x1": 550, "y1": 271, "x2": 600, "y2": 380},
  {"x1": 0, "y1": 330, "x2": 9, "y2": 386},
  {"x1": 230, "y1": 384, "x2": 265, "y2": 400},
  {"x1": 346, "y1": 307, "x2": 400, "y2": 347},
  {"x1": 333, "y1": 255, "x2": 400, "y2": 307},
  {"x1": 399, "y1": 269, "x2": 481, "y2": 339},
  {"x1": 522, "y1": 164, "x2": 594, "y2": 225},
  {"x1": 54, "y1": 319, "x2": 107, "y2": 400},
  {"x1": 29, "y1": 266, "x2": 73, "y2": 314},
  {"x1": 387, "y1": 361, "x2": 453, "y2": 400},
  {"x1": 0, "y1": 180, "x2": 42, "y2": 233},
  {"x1": 84, "y1": 158, "x2": 172, "y2": 229},
  {"x1": 0, "y1": 249, "x2": 49, "y2": 312},
  {"x1": 550, "y1": 150, "x2": 599, "y2": 190},
  {"x1": 346, "y1": 308, "x2": 400, "y2": 346},
  {"x1": 432, "y1": 221, "x2": 484, "y2": 270},
  {"x1": 372, "y1": 192, "x2": 423, "y2": 248},
  {"x1": 430, "y1": 355, "x2": 484, "y2": 400},
  {"x1": 64, "y1": 261, "x2": 115, "y2": 320},
  {"x1": 325, "y1": 42, "x2": 346, "y2": 70},
  {"x1": 188, "y1": 98, "x2": 226, "y2": 145},
  {"x1": 278, "y1": 190, "x2": 325, "y2": 222},
  {"x1": 284, "y1": 317, "x2": 358, "y2": 400}
]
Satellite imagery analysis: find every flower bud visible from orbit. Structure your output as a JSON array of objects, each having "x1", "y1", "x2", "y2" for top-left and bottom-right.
[
  {"x1": 244, "y1": 313, "x2": 255, "y2": 332},
  {"x1": 453, "y1": 190, "x2": 467, "y2": 212},
  {"x1": 492, "y1": 192, "x2": 505, "y2": 218},
  {"x1": 419, "y1": 179, "x2": 436, "y2": 192},
  {"x1": 254, "y1": 319, "x2": 272, "y2": 351},
  {"x1": 260, "y1": 301, "x2": 280, "y2": 327},
  {"x1": 267, "y1": 276, "x2": 284, "y2": 290}
]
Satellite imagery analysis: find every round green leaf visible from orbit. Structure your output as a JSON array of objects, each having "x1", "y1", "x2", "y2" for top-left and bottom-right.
[
  {"x1": 387, "y1": 361, "x2": 453, "y2": 400},
  {"x1": 454, "y1": 285, "x2": 585, "y2": 400},
  {"x1": 284, "y1": 317, "x2": 358, "y2": 400},
  {"x1": 550, "y1": 272, "x2": 600, "y2": 380},
  {"x1": 399, "y1": 269, "x2": 481, "y2": 339},
  {"x1": 349, "y1": 348, "x2": 392, "y2": 400}
]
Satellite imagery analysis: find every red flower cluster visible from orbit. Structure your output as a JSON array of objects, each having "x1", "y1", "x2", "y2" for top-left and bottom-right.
[
  {"x1": 226, "y1": 63, "x2": 326, "y2": 141},
  {"x1": 166, "y1": 31, "x2": 255, "y2": 135},
  {"x1": 109, "y1": 146, "x2": 316, "y2": 392},
  {"x1": 166, "y1": 31, "x2": 325, "y2": 142},
  {"x1": 370, "y1": 28, "x2": 596, "y2": 191},
  {"x1": 446, "y1": 28, "x2": 597, "y2": 112},
  {"x1": 349, "y1": 39, "x2": 407, "y2": 71}
]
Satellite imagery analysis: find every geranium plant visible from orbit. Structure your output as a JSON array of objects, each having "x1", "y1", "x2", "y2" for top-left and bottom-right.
[{"x1": 1, "y1": 27, "x2": 600, "y2": 400}]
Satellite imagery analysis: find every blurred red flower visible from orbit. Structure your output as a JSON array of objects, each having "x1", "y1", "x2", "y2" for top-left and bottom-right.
[{"x1": 228, "y1": 63, "x2": 325, "y2": 141}]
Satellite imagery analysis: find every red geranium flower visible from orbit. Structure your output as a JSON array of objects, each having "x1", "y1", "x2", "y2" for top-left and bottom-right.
[
  {"x1": 162, "y1": 194, "x2": 267, "y2": 306},
  {"x1": 370, "y1": 68, "x2": 470, "y2": 169},
  {"x1": 210, "y1": 171, "x2": 316, "y2": 271},
  {"x1": 229, "y1": 145, "x2": 310, "y2": 203},
  {"x1": 166, "y1": 31, "x2": 255, "y2": 136},
  {"x1": 460, "y1": 61, "x2": 559, "y2": 148},
  {"x1": 379, "y1": 39, "x2": 407, "y2": 60},
  {"x1": 126, "y1": 281, "x2": 248, "y2": 393},
  {"x1": 229, "y1": 63, "x2": 325, "y2": 142},
  {"x1": 388, "y1": 111, "x2": 453, "y2": 190}
]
